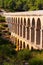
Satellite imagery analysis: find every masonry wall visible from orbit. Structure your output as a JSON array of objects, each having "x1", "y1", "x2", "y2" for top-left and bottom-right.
[{"x1": 6, "y1": 15, "x2": 43, "y2": 50}]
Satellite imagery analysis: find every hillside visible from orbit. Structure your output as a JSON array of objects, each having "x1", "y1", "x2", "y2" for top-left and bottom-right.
[{"x1": 0, "y1": 0, "x2": 43, "y2": 12}]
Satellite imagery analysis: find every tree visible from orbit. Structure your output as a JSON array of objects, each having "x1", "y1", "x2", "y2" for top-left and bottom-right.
[
  {"x1": 35, "y1": 0, "x2": 43, "y2": 10},
  {"x1": 0, "y1": 37, "x2": 17, "y2": 64},
  {"x1": 2, "y1": 0, "x2": 4, "y2": 8}
]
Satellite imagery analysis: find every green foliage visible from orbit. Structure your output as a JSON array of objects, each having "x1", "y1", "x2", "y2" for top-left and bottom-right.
[
  {"x1": 0, "y1": 37, "x2": 17, "y2": 64},
  {"x1": 17, "y1": 49, "x2": 31, "y2": 61},
  {"x1": 35, "y1": 0, "x2": 43, "y2": 10},
  {"x1": 2, "y1": 24, "x2": 8, "y2": 27},
  {"x1": 0, "y1": 16, "x2": 5, "y2": 22},
  {"x1": 29, "y1": 57, "x2": 43, "y2": 65},
  {"x1": 0, "y1": 0, "x2": 43, "y2": 11},
  {"x1": 3, "y1": 62, "x2": 13, "y2": 65}
]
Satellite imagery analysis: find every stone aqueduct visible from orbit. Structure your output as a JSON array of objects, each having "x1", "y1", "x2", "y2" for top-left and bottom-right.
[{"x1": 4, "y1": 10, "x2": 43, "y2": 50}]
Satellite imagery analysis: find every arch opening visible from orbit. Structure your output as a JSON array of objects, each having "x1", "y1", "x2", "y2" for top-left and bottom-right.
[
  {"x1": 12, "y1": 17, "x2": 13, "y2": 23},
  {"x1": 36, "y1": 18, "x2": 41, "y2": 45},
  {"x1": 12, "y1": 18, "x2": 14, "y2": 32},
  {"x1": 27, "y1": 44, "x2": 29, "y2": 49},
  {"x1": 24, "y1": 18, "x2": 26, "y2": 26},
  {"x1": 31, "y1": 47, "x2": 34, "y2": 50},
  {"x1": 23, "y1": 18, "x2": 26, "y2": 38},
  {"x1": 15, "y1": 18, "x2": 17, "y2": 34},
  {"x1": 21, "y1": 18, "x2": 23, "y2": 25},
  {"x1": 23, "y1": 26, "x2": 25, "y2": 38},
  {"x1": 37, "y1": 18, "x2": 41, "y2": 29},
  {"x1": 31, "y1": 18, "x2": 35, "y2": 42},
  {"x1": 27, "y1": 18, "x2": 30, "y2": 27},
  {"x1": 20, "y1": 41, "x2": 22, "y2": 50},
  {"x1": 27, "y1": 18, "x2": 30, "y2": 40},
  {"x1": 20, "y1": 25, "x2": 22, "y2": 36},
  {"x1": 18, "y1": 18, "x2": 20, "y2": 24},
  {"x1": 20, "y1": 18, "x2": 22, "y2": 36},
  {"x1": 15, "y1": 37, "x2": 17, "y2": 45},
  {"x1": 16, "y1": 18, "x2": 17, "y2": 24},
  {"x1": 14, "y1": 18, "x2": 15, "y2": 23},
  {"x1": 23, "y1": 42, "x2": 25, "y2": 49},
  {"x1": 32, "y1": 18, "x2": 35, "y2": 28},
  {"x1": 18, "y1": 18, "x2": 20, "y2": 35},
  {"x1": 27, "y1": 27, "x2": 29, "y2": 40}
]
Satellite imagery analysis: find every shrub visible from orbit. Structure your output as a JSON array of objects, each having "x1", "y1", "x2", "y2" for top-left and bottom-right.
[
  {"x1": 0, "y1": 16, "x2": 5, "y2": 22},
  {"x1": 29, "y1": 57, "x2": 43, "y2": 65},
  {"x1": 2, "y1": 24, "x2": 8, "y2": 27},
  {"x1": 3, "y1": 62, "x2": 13, "y2": 65},
  {"x1": 17, "y1": 49, "x2": 31, "y2": 61}
]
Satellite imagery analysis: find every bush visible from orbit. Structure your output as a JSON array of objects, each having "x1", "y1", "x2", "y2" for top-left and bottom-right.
[
  {"x1": 0, "y1": 16, "x2": 5, "y2": 22},
  {"x1": 17, "y1": 49, "x2": 31, "y2": 61},
  {"x1": 2, "y1": 24, "x2": 8, "y2": 27},
  {"x1": 1, "y1": 27, "x2": 5, "y2": 30},
  {"x1": 29, "y1": 58, "x2": 43, "y2": 65},
  {"x1": 3, "y1": 62, "x2": 13, "y2": 65}
]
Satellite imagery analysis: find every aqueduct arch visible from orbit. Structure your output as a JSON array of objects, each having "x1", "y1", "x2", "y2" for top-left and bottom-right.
[
  {"x1": 23, "y1": 18, "x2": 26, "y2": 38},
  {"x1": 18, "y1": 18, "x2": 20, "y2": 35},
  {"x1": 27, "y1": 44, "x2": 29, "y2": 49},
  {"x1": 27, "y1": 18, "x2": 30, "y2": 40},
  {"x1": 36, "y1": 18, "x2": 41, "y2": 45},
  {"x1": 20, "y1": 41, "x2": 22, "y2": 50},
  {"x1": 23, "y1": 42, "x2": 25, "y2": 49},
  {"x1": 20, "y1": 18, "x2": 23, "y2": 36},
  {"x1": 5, "y1": 10, "x2": 43, "y2": 50},
  {"x1": 31, "y1": 18, "x2": 35, "y2": 43}
]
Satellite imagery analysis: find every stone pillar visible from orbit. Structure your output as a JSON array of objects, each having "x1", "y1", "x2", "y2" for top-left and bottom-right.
[
  {"x1": 29, "y1": 27, "x2": 31, "y2": 42},
  {"x1": 40, "y1": 29, "x2": 42, "y2": 49},
  {"x1": 13, "y1": 24, "x2": 15, "y2": 33},
  {"x1": 21, "y1": 25, "x2": 22, "y2": 37},
  {"x1": 20, "y1": 25, "x2": 22, "y2": 37},
  {"x1": 19, "y1": 40, "x2": 20, "y2": 50},
  {"x1": 17, "y1": 24, "x2": 18, "y2": 35},
  {"x1": 15, "y1": 23, "x2": 17, "y2": 34},
  {"x1": 34, "y1": 28, "x2": 36, "y2": 45},
  {"x1": 25, "y1": 26, "x2": 26, "y2": 39},
  {"x1": 18, "y1": 24, "x2": 19, "y2": 35},
  {"x1": 16, "y1": 23, "x2": 17, "y2": 34},
  {"x1": 22, "y1": 25, "x2": 26, "y2": 38},
  {"x1": 19, "y1": 25, "x2": 20, "y2": 36},
  {"x1": 25, "y1": 26, "x2": 27, "y2": 40},
  {"x1": 22, "y1": 25, "x2": 23, "y2": 38},
  {"x1": 15, "y1": 25, "x2": 16, "y2": 33}
]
